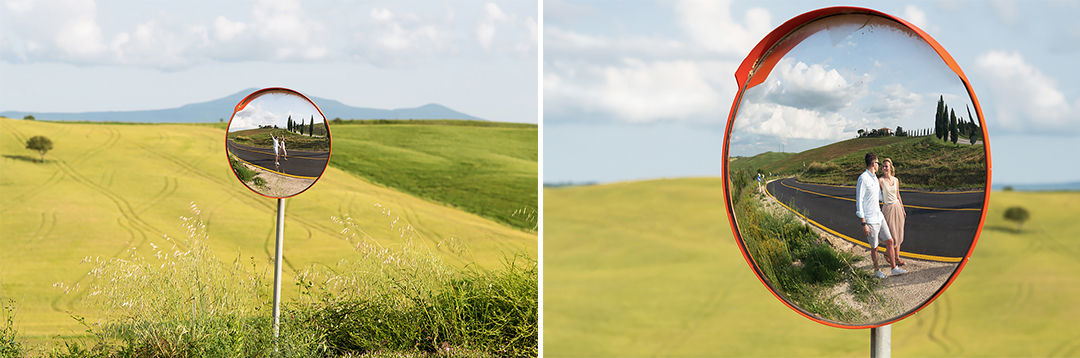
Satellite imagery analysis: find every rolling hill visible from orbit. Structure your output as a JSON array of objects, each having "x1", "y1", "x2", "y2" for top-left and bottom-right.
[
  {"x1": 731, "y1": 136, "x2": 986, "y2": 189},
  {"x1": 0, "y1": 117, "x2": 535, "y2": 337},
  {"x1": 0, "y1": 88, "x2": 483, "y2": 123},
  {"x1": 544, "y1": 179, "x2": 1080, "y2": 357}
]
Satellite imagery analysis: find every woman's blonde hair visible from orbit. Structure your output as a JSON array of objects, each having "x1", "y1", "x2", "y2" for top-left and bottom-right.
[{"x1": 882, "y1": 158, "x2": 894, "y2": 175}]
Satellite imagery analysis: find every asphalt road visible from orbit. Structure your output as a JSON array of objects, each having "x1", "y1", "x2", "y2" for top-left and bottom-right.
[
  {"x1": 764, "y1": 177, "x2": 985, "y2": 262},
  {"x1": 227, "y1": 140, "x2": 329, "y2": 179}
]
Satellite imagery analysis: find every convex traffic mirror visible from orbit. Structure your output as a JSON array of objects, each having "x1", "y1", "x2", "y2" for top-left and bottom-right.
[
  {"x1": 226, "y1": 88, "x2": 332, "y2": 198},
  {"x1": 722, "y1": 7, "x2": 991, "y2": 328}
]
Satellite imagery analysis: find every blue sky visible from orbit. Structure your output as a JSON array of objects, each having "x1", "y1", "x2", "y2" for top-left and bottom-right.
[
  {"x1": 544, "y1": 0, "x2": 1080, "y2": 185},
  {"x1": 0, "y1": 0, "x2": 537, "y2": 123}
]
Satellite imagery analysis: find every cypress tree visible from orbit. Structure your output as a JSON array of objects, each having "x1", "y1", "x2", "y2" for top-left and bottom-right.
[
  {"x1": 950, "y1": 109, "x2": 958, "y2": 144},
  {"x1": 309, "y1": 116, "x2": 314, "y2": 136},
  {"x1": 935, "y1": 96, "x2": 944, "y2": 140}
]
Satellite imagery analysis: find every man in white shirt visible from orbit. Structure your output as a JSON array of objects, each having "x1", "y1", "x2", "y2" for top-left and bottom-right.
[
  {"x1": 857, "y1": 152, "x2": 907, "y2": 278},
  {"x1": 271, "y1": 133, "x2": 280, "y2": 168}
]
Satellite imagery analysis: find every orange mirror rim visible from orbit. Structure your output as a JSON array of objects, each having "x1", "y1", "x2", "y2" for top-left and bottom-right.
[
  {"x1": 225, "y1": 87, "x2": 333, "y2": 199},
  {"x1": 721, "y1": 6, "x2": 992, "y2": 329}
]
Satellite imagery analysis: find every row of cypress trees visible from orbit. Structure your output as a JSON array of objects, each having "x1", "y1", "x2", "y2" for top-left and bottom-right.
[
  {"x1": 934, "y1": 95, "x2": 980, "y2": 145},
  {"x1": 286, "y1": 115, "x2": 317, "y2": 136}
]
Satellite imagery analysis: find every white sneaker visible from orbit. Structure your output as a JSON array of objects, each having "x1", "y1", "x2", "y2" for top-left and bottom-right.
[
  {"x1": 874, "y1": 271, "x2": 886, "y2": 279},
  {"x1": 891, "y1": 267, "x2": 908, "y2": 275}
]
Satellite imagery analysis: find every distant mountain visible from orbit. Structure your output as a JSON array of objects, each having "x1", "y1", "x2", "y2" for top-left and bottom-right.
[{"x1": 0, "y1": 88, "x2": 483, "y2": 123}]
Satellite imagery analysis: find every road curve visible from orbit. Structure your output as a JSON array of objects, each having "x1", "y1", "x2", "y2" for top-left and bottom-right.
[
  {"x1": 227, "y1": 140, "x2": 330, "y2": 179},
  {"x1": 764, "y1": 177, "x2": 985, "y2": 262}
]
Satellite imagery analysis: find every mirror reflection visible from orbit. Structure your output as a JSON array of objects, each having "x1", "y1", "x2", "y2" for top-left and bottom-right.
[
  {"x1": 226, "y1": 89, "x2": 331, "y2": 198},
  {"x1": 727, "y1": 14, "x2": 986, "y2": 325}
]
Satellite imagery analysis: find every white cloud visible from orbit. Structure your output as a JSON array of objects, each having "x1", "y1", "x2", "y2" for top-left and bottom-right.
[
  {"x1": 213, "y1": 16, "x2": 246, "y2": 42},
  {"x1": 546, "y1": 59, "x2": 732, "y2": 123},
  {"x1": 758, "y1": 59, "x2": 867, "y2": 112},
  {"x1": 476, "y1": 2, "x2": 507, "y2": 49},
  {"x1": 974, "y1": 50, "x2": 1079, "y2": 133},
  {"x1": 1, "y1": 0, "x2": 107, "y2": 62},
  {"x1": 866, "y1": 83, "x2": 925, "y2": 123},
  {"x1": 544, "y1": 26, "x2": 694, "y2": 61},
  {"x1": 734, "y1": 102, "x2": 854, "y2": 140},
  {"x1": 230, "y1": 102, "x2": 277, "y2": 131},
  {"x1": 248, "y1": 0, "x2": 326, "y2": 60},
  {"x1": 903, "y1": 5, "x2": 937, "y2": 33},
  {"x1": 474, "y1": 2, "x2": 536, "y2": 54},
  {"x1": 2, "y1": 0, "x2": 538, "y2": 68},
  {"x1": 674, "y1": 0, "x2": 770, "y2": 56},
  {"x1": 0, "y1": 0, "x2": 328, "y2": 67},
  {"x1": 354, "y1": 7, "x2": 452, "y2": 66}
]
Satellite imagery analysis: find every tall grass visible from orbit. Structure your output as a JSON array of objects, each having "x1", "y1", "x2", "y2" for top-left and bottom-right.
[
  {"x1": 45, "y1": 203, "x2": 537, "y2": 357},
  {"x1": 730, "y1": 172, "x2": 883, "y2": 322},
  {"x1": 291, "y1": 214, "x2": 537, "y2": 357},
  {"x1": 1, "y1": 300, "x2": 21, "y2": 357},
  {"x1": 50, "y1": 202, "x2": 312, "y2": 357}
]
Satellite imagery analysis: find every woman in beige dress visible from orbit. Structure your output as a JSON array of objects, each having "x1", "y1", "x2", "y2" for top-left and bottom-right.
[{"x1": 879, "y1": 158, "x2": 907, "y2": 266}]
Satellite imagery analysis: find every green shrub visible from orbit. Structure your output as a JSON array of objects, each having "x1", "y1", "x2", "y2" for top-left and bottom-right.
[
  {"x1": 801, "y1": 243, "x2": 846, "y2": 285},
  {"x1": 228, "y1": 155, "x2": 259, "y2": 183}
]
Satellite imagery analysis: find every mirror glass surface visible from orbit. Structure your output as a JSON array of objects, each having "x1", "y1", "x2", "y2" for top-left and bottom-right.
[{"x1": 727, "y1": 14, "x2": 987, "y2": 325}]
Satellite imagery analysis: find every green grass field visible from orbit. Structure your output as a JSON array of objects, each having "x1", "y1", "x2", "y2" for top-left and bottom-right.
[
  {"x1": 328, "y1": 122, "x2": 538, "y2": 230},
  {"x1": 0, "y1": 117, "x2": 536, "y2": 340},
  {"x1": 544, "y1": 179, "x2": 1080, "y2": 357}
]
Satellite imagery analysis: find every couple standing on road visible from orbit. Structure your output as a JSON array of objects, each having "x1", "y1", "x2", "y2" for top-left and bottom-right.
[
  {"x1": 271, "y1": 132, "x2": 288, "y2": 169},
  {"x1": 857, "y1": 152, "x2": 909, "y2": 279}
]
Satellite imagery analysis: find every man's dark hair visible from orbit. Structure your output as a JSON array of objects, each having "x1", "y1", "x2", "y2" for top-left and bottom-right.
[{"x1": 865, "y1": 152, "x2": 878, "y2": 168}]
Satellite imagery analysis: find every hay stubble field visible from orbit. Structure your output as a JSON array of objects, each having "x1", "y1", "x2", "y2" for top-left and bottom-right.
[
  {"x1": 544, "y1": 178, "x2": 1080, "y2": 357},
  {"x1": 0, "y1": 117, "x2": 537, "y2": 340}
]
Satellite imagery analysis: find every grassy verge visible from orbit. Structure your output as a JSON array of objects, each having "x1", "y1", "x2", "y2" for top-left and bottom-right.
[
  {"x1": 23, "y1": 204, "x2": 536, "y2": 358},
  {"x1": 730, "y1": 171, "x2": 882, "y2": 322},
  {"x1": 228, "y1": 154, "x2": 266, "y2": 188}
]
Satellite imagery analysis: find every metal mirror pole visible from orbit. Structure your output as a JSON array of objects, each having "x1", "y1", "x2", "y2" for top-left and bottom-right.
[
  {"x1": 871, "y1": 324, "x2": 891, "y2": 358},
  {"x1": 272, "y1": 198, "x2": 285, "y2": 342}
]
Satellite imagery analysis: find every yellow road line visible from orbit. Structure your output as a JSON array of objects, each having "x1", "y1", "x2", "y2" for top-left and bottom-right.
[
  {"x1": 779, "y1": 180, "x2": 981, "y2": 212},
  {"x1": 763, "y1": 179, "x2": 962, "y2": 263},
  {"x1": 797, "y1": 180, "x2": 983, "y2": 194},
  {"x1": 227, "y1": 143, "x2": 328, "y2": 160},
  {"x1": 230, "y1": 153, "x2": 319, "y2": 180}
]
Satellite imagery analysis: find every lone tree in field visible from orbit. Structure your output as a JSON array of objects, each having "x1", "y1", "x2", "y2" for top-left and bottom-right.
[
  {"x1": 1004, "y1": 206, "x2": 1030, "y2": 233},
  {"x1": 25, "y1": 135, "x2": 53, "y2": 163},
  {"x1": 23, "y1": 115, "x2": 35, "y2": 120}
]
